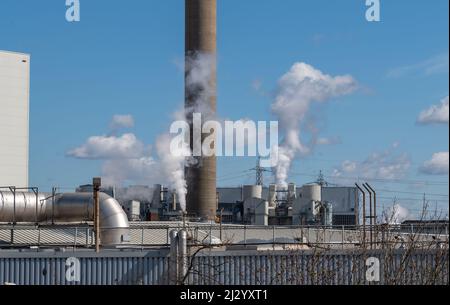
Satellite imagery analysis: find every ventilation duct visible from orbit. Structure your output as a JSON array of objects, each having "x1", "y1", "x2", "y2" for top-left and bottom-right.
[{"x1": 0, "y1": 191, "x2": 129, "y2": 246}]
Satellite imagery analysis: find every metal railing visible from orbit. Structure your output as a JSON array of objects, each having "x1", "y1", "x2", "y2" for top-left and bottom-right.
[{"x1": 0, "y1": 223, "x2": 448, "y2": 249}]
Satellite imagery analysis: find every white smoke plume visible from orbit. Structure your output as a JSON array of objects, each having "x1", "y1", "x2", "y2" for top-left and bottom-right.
[
  {"x1": 381, "y1": 204, "x2": 411, "y2": 225},
  {"x1": 271, "y1": 62, "x2": 357, "y2": 187},
  {"x1": 115, "y1": 185, "x2": 155, "y2": 204},
  {"x1": 67, "y1": 115, "x2": 189, "y2": 210},
  {"x1": 67, "y1": 53, "x2": 216, "y2": 211},
  {"x1": 185, "y1": 52, "x2": 216, "y2": 119},
  {"x1": 155, "y1": 134, "x2": 190, "y2": 211}
]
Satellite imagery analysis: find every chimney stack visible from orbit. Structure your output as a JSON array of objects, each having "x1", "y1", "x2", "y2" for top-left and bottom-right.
[{"x1": 185, "y1": 0, "x2": 217, "y2": 220}]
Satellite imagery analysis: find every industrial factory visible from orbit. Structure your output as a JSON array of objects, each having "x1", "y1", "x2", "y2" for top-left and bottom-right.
[
  {"x1": 79, "y1": 182, "x2": 358, "y2": 227},
  {"x1": 0, "y1": 0, "x2": 448, "y2": 287}
]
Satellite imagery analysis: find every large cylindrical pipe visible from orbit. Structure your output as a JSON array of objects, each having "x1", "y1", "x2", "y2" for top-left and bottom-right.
[
  {"x1": 185, "y1": 0, "x2": 217, "y2": 221},
  {"x1": 178, "y1": 229, "x2": 188, "y2": 284},
  {"x1": 0, "y1": 191, "x2": 129, "y2": 245},
  {"x1": 169, "y1": 230, "x2": 179, "y2": 285}
]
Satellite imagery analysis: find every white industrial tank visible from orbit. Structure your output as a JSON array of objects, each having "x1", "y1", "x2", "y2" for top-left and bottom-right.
[
  {"x1": 302, "y1": 184, "x2": 322, "y2": 203},
  {"x1": 242, "y1": 185, "x2": 263, "y2": 202}
]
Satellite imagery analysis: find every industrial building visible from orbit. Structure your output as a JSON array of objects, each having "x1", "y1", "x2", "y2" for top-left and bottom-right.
[
  {"x1": 216, "y1": 184, "x2": 358, "y2": 226},
  {"x1": 0, "y1": 1, "x2": 447, "y2": 287},
  {"x1": 0, "y1": 50, "x2": 30, "y2": 188},
  {"x1": 77, "y1": 182, "x2": 359, "y2": 227}
]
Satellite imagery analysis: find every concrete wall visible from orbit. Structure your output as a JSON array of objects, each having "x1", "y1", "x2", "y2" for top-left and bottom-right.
[{"x1": 0, "y1": 51, "x2": 30, "y2": 188}]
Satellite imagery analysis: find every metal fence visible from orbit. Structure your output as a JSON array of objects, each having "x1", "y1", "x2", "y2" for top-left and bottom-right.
[
  {"x1": 0, "y1": 223, "x2": 448, "y2": 249},
  {"x1": 0, "y1": 248, "x2": 448, "y2": 285}
]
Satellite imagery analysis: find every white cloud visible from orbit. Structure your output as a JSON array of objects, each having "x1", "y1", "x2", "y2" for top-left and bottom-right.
[
  {"x1": 67, "y1": 115, "x2": 163, "y2": 186},
  {"x1": 316, "y1": 136, "x2": 342, "y2": 146},
  {"x1": 332, "y1": 147, "x2": 411, "y2": 180},
  {"x1": 67, "y1": 133, "x2": 148, "y2": 160},
  {"x1": 417, "y1": 96, "x2": 449, "y2": 125},
  {"x1": 420, "y1": 152, "x2": 449, "y2": 175},
  {"x1": 387, "y1": 52, "x2": 449, "y2": 78},
  {"x1": 110, "y1": 114, "x2": 135, "y2": 130}
]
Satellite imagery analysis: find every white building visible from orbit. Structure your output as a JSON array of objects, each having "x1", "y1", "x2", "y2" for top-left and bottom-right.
[{"x1": 0, "y1": 50, "x2": 30, "y2": 187}]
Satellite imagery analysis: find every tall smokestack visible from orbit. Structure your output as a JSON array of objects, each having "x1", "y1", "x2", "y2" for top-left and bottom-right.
[{"x1": 185, "y1": 0, "x2": 217, "y2": 220}]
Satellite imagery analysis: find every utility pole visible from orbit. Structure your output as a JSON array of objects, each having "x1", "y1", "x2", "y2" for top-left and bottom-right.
[
  {"x1": 251, "y1": 157, "x2": 271, "y2": 186},
  {"x1": 93, "y1": 177, "x2": 101, "y2": 253},
  {"x1": 316, "y1": 170, "x2": 328, "y2": 187}
]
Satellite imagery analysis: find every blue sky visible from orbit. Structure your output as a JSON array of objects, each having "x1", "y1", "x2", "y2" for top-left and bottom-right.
[{"x1": 0, "y1": 0, "x2": 448, "y2": 216}]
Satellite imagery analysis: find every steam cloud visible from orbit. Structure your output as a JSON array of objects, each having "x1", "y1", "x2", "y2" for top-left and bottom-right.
[
  {"x1": 67, "y1": 115, "x2": 189, "y2": 209},
  {"x1": 155, "y1": 134, "x2": 190, "y2": 211},
  {"x1": 381, "y1": 204, "x2": 411, "y2": 224},
  {"x1": 185, "y1": 52, "x2": 216, "y2": 119},
  {"x1": 271, "y1": 62, "x2": 357, "y2": 187},
  {"x1": 115, "y1": 185, "x2": 155, "y2": 204}
]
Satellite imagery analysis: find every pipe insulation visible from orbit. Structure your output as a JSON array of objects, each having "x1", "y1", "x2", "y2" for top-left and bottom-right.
[{"x1": 0, "y1": 191, "x2": 129, "y2": 245}]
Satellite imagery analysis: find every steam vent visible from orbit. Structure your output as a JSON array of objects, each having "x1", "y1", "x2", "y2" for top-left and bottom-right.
[{"x1": 185, "y1": 0, "x2": 218, "y2": 220}]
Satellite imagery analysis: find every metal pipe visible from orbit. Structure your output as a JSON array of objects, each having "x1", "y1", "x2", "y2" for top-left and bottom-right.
[
  {"x1": 365, "y1": 183, "x2": 377, "y2": 248},
  {"x1": 365, "y1": 183, "x2": 377, "y2": 226},
  {"x1": 0, "y1": 190, "x2": 129, "y2": 246},
  {"x1": 51, "y1": 187, "x2": 56, "y2": 225},
  {"x1": 355, "y1": 183, "x2": 366, "y2": 247},
  {"x1": 363, "y1": 183, "x2": 373, "y2": 249},
  {"x1": 93, "y1": 177, "x2": 101, "y2": 252},
  {"x1": 169, "y1": 230, "x2": 179, "y2": 285},
  {"x1": 178, "y1": 229, "x2": 188, "y2": 284},
  {"x1": 32, "y1": 187, "x2": 38, "y2": 224}
]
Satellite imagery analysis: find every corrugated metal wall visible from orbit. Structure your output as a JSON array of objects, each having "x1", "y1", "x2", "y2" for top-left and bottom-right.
[
  {"x1": 0, "y1": 249, "x2": 448, "y2": 285},
  {"x1": 186, "y1": 250, "x2": 449, "y2": 285},
  {"x1": 0, "y1": 256, "x2": 170, "y2": 285}
]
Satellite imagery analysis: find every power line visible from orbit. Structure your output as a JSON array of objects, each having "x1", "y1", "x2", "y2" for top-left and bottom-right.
[
  {"x1": 376, "y1": 189, "x2": 449, "y2": 198},
  {"x1": 377, "y1": 196, "x2": 449, "y2": 203},
  {"x1": 289, "y1": 171, "x2": 448, "y2": 186},
  {"x1": 217, "y1": 172, "x2": 253, "y2": 182}
]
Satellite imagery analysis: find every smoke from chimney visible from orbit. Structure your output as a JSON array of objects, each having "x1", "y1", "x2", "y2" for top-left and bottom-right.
[{"x1": 271, "y1": 62, "x2": 357, "y2": 187}]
